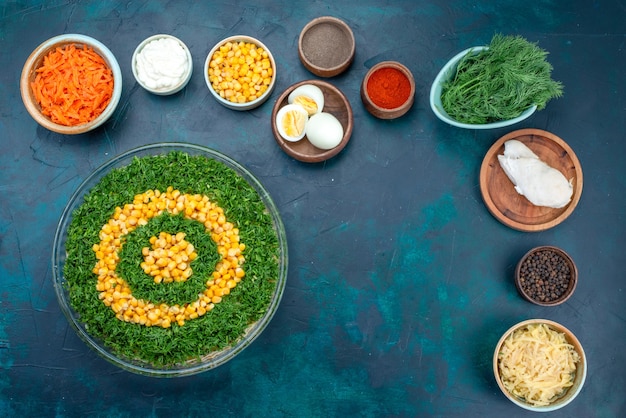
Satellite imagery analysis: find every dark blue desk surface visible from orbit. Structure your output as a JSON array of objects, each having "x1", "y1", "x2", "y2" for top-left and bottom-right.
[{"x1": 1, "y1": 1, "x2": 624, "y2": 417}]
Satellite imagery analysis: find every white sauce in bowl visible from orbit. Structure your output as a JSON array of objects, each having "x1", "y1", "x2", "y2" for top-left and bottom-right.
[{"x1": 135, "y1": 37, "x2": 190, "y2": 90}]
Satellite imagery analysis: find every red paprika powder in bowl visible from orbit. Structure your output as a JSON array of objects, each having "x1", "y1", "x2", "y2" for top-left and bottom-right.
[{"x1": 360, "y1": 61, "x2": 415, "y2": 119}]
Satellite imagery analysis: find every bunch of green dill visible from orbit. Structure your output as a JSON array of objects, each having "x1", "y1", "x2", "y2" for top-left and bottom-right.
[{"x1": 441, "y1": 34, "x2": 563, "y2": 124}]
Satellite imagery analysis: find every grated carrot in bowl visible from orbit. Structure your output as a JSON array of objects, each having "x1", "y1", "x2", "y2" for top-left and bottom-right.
[{"x1": 31, "y1": 43, "x2": 114, "y2": 126}]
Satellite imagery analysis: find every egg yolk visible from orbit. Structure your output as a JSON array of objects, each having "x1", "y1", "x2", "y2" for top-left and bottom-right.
[
  {"x1": 281, "y1": 109, "x2": 307, "y2": 138},
  {"x1": 292, "y1": 95, "x2": 318, "y2": 115}
]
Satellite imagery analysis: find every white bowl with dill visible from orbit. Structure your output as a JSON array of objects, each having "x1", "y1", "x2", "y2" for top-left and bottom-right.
[{"x1": 430, "y1": 35, "x2": 563, "y2": 129}]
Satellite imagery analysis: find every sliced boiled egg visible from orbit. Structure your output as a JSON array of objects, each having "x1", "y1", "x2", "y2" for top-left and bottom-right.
[
  {"x1": 276, "y1": 104, "x2": 309, "y2": 142},
  {"x1": 287, "y1": 84, "x2": 324, "y2": 116}
]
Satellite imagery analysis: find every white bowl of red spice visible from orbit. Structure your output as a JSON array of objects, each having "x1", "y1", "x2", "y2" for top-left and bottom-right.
[
  {"x1": 360, "y1": 61, "x2": 415, "y2": 120},
  {"x1": 20, "y1": 34, "x2": 122, "y2": 134}
]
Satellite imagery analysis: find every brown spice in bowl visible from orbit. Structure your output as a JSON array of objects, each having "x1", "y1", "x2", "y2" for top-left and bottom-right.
[
  {"x1": 298, "y1": 17, "x2": 355, "y2": 77},
  {"x1": 301, "y1": 24, "x2": 351, "y2": 68}
]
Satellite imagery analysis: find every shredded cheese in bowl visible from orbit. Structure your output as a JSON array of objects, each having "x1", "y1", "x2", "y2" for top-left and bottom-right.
[{"x1": 497, "y1": 323, "x2": 580, "y2": 407}]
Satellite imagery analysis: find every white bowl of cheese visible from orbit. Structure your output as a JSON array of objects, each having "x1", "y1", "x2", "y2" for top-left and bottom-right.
[{"x1": 493, "y1": 319, "x2": 586, "y2": 411}]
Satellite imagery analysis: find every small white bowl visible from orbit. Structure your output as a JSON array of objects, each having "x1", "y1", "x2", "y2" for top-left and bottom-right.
[
  {"x1": 429, "y1": 46, "x2": 537, "y2": 129},
  {"x1": 493, "y1": 319, "x2": 587, "y2": 412},
  {"x1": 20, "y1": 34, "x2": 122, "y2": 134},
  {"x1": 204, "y1": 35, "x2": 276, "y2": 111},
  {"x1": 132, "y1": 34, "x2": 193, "y2": 95}
]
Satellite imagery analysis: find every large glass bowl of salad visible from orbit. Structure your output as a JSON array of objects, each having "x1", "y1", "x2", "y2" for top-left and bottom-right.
[{"x1": 52, "y1": 143, "x2": 288, "y2": 377}]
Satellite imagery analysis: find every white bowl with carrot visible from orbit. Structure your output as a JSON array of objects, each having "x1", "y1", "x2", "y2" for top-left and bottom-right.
[{"x1": 20, "y1": 34, "x2": 122, "y2": 135}]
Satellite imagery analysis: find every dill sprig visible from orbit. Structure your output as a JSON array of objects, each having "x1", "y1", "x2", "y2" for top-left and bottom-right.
[{"x1": 441, "y1": 34, "x2": 563, "y2": 124}]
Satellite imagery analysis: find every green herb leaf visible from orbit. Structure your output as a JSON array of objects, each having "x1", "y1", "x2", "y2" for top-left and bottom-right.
[{"x1": 441, "y1": 34, "x2": 563, "y2": 124}]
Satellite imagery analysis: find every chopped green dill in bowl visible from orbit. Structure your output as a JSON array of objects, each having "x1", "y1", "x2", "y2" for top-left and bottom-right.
[
  {"x1": 430, "y1": 34, "x2": 563, "y2": 129},
  {"x1": 52, "y1": 143, "x2": 287, "y2": 377}
]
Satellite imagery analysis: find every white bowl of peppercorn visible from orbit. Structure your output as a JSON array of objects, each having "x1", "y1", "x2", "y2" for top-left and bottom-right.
[{"x1": 515, "y1": 246, "x2": 578, "y2": 306}]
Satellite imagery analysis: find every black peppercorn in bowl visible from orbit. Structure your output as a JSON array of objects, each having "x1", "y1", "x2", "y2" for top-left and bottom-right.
[{"x1": 515, "y1": 246, "x2": 578, "y2": 306}]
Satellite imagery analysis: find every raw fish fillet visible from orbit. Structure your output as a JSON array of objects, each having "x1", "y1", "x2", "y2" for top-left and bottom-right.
[{"x1": 497, "y1": 140, "x2": 573, "y2": 208}]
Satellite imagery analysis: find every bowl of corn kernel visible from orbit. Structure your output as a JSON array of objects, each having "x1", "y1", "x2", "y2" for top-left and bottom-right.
[{"x1": 204, "y1": 35, "x2": 276, "y2": 110}]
